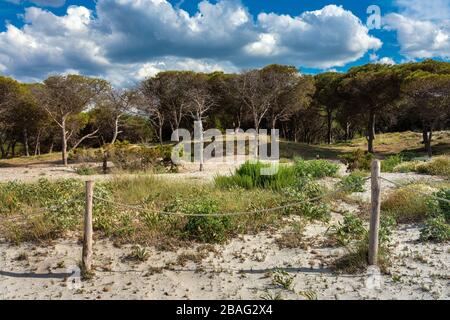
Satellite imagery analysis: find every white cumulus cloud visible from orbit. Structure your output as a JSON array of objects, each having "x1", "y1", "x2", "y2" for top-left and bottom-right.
[
  {"x1": 0, "y1": 0, "x2": 383, "y2": 86},
  {"x1": 384, "y1": 13, "x2": 450, "y2": 60}
]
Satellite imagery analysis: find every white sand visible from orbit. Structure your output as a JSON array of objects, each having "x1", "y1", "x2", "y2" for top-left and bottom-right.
[{"x1": 0, "y1": 219, "x2": 448, "y2": 300}]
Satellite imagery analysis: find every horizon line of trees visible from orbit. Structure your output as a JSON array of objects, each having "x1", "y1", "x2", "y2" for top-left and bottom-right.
[{"x1": 1, "y1": 59, "x2": 450, "y2": 166}]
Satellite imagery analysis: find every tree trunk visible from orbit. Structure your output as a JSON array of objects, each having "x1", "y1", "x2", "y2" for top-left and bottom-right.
[
  {"x1": 111, "y1": 116, "x2": 120, "y2": 144},
  {"x1": 61, "y1": 118, "x2": 68, "y2": 166},
  {"x1": 327, "y1": 111, "x2": 332, "y2": 144},
  {"x1": 34, "y1": 130, "x2": 41, "y2": 156},
  {"x1": 253, "y1": 115, "x2": 260, "y2": 158},
  {"x1": 0, "y1": 141, "x2": 5, "y2": 159},
  {"x1": 23, "y1": 128, "x2": 30, "y2": 157},
  {"x1": 426, "y1": 129, "x2": 433, "y2": 158},
  {"x1": 102, "y1": 151, "x2": 108, "y2": 174},
  {"x1": 345, "y1": 122, "x2": 350, "y2": 141},
  {"x1": 367, "y1": 112, "x2": 376, "y2": 154},
  {"x1": 11, "y1": 141, "x2": 16, "y2": 158},
  {"x1": 195, "y1": 120, "x2": 204, "y2": 172},
  {"x1": 49, "y1": 141, "x2": 54, "y2": 154}
]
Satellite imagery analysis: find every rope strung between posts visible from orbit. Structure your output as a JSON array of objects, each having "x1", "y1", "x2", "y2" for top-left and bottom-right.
[
  {"x1": 91, "y1": 178, "x2": 371, "y2": 217},
  {"x1": 379, "y1": 176, "x2": 450, "y2": 204}
]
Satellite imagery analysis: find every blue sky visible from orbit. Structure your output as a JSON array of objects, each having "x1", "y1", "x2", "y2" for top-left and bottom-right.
[{"x1": 0, "y1": 0, "x2": 449, "y2": 86}]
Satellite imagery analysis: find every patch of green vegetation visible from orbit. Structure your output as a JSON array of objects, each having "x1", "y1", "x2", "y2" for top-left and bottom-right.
[
  {"x1": 281, "y1": 187, "x2": 330, "y2": 222},
  {"x1": 381, "y1": 154, "x2": 403, "y2": 172},
  {"x1": 420, "y1": 216, "x2": 450, "y2": 243},
  {"x1": 427, "y1": 188, "x2": 450, "y2": 222},
  {"x1": 75, "y1": 165, "x2": 98, "y2": 175},
  {"x1": 179, "y1": 199, "x2": 232, "y2": 244},
  {"x1": 215, "y1": 161, "x2": 297, "y2": 190},
  {"x1": 271, "y1": 269, "x2": 294, "y2": 290},
  {"x1": 339, "y1": 171, "x2": 367, "y2": 193},
  {"x1": 0, "y1": 176, "x2": 301, "y2": 245},
  {"x1": 125, "y1": 245, "x2": 149, "y2": 262},
  {"x1": 331, "y1": 216, "x2": 395, "y2": 274},
  {"x1": 339, "y1": 149, "x2": 374, "y2": 171},
  {"x1": 215, "y1": 159, "x2": 338, "y2": 191},
  {"x1": 328, "y1": 213, "x2": 366, "y2": 246},
  {"x1": 418, "y1": 188, "x2": 450, "y2": 243},
  {"x1": 293, "y1": 158, "x2": 339, "y2": 178}
]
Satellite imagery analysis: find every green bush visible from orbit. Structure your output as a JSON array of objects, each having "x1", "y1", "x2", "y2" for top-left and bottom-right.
[
  {"x1": 75, "y1": 165, "x2": 97, "y2": 175},
  {"x1": 427, "y1": 188, "x2": 450, "y2": 222},
  {"x1": 420, "y1": 216, "x2": 450, "y2": 242},
  {"x1": 339, "y1": 149, "x2": 374, "y2": 171},
  {"x1": 331, "y1": 215, "x2": 394, "y2": 273},
  {"x1": 215, "y1": 159, "x2": 337, "y2": 191},
  {"x1": 329, "y1": 213, "x2": 366, "y2": 246},
  {"x1": 293, "y1": 158, "x2": 339, "y2": 178},
  {"x1": 281, "y1": 187, "x2": 330, "y2": 222},
  {"x1": 215, "y1": 162, "x2": 296, "y2": 190},
  {"x1": 181, "y1": 199, "x2": 232, "y2": 243},
  {"x1": 339, "y1": 171, "x2": 367, "y2": 193},
  {"x1": 381, "y1": 155, "x2": 403, "y2": 172}
]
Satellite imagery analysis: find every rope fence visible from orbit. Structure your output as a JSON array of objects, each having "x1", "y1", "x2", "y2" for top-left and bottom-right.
[
  {"x1": 13, "y1": 159, "x2": 439, "y2": 273},
  {"x1": 91, "y1": 180, "x2": 368, "y2": 217}
]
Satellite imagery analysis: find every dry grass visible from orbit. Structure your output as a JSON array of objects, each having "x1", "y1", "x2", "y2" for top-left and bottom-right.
[{"x1": 381, "y1": 184, "x2": 435, "y2": 223}]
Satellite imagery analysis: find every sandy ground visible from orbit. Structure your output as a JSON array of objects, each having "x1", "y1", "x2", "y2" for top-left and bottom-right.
[
  {"x1": 0, "y1": 156, "x2": 254, "y2": 183},
  {"x1": 0, "y1": 159, "x2": 449, "y2": 300},
  {"x1": 0, "y1": 215, "x2": 448, "y2": 300}
]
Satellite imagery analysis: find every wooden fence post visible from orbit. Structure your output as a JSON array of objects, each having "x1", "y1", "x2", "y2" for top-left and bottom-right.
[
  {"x1": 82, "y1": 180, "x2": 94, "y2": 273},
  {"x1": 369, "y1": 160, "x2": 381, "y2": 265}
]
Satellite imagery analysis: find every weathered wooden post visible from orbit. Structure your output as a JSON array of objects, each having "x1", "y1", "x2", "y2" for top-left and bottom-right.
[
  {"x1": 369, "y1": 159, "x2": 381, "y2": 265},
  {"x1": 82, "y1": 180, "x2": 94, "y2": 273}
]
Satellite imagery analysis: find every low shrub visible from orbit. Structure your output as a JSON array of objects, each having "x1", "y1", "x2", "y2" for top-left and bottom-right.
[
  {"x1": 339, "y1": 149, "x2": 374, "y2": 172},
  {"x1": 381, "y1": 184, "x2": 432, "y2": 223},
  {"x1": 281, "y1": 187, "x2": 330, "y2": 222},
  {"x1": 393, "y1": 161, "x2": 420, "y2": 173},
  {"x1": 416, "y1": 156, "x2": 450, "y2": 177},
  {"x1": 418, "y1": 188, "x2": 450, "y2": 243},
  {"x1": 328, "y1": 213, "x2": 366, "y2": 246},
  {"x1": 69, "y1": 148, "x2": 102, "y2": 162},
  {"x1": 331, "y1": 216, "x2": 394, "y2": 273},
  {"x1": 215, "y1": 159, "x2": 337, "y2": 191},
  {"x1": 183, "y1": 203, "x2": 232, "y2": 244},
  {"x1": 420, "y1": 216, "x2": 450, "y2": 243},
  {"x1": 75, "y1": 165, "x2": 97, "y2": 175},
  {"x1": 293, "y1": 158, "x2": 339, "y2": 178},
  {"x1": 215, "y1": 161, "x2": 296, "y2": 190},
  {"x1": 394, "y1": 156, "x2": 450, "y2": 177},
  {"x1": 381, "y1": 155, "x2": 403, "y2": 172},
  {"x1": 426, "y1": 188, "x2": 450, "y2": 222},
  {"x1": 339, "y1": 171, "x2": 367, "y2": 193}
]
